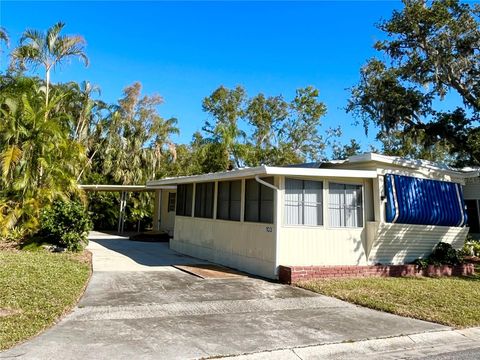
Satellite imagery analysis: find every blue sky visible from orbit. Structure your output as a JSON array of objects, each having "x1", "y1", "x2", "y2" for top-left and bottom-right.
[{"x1": 2, "y1": 1, "x2": 407, "y2": 151}]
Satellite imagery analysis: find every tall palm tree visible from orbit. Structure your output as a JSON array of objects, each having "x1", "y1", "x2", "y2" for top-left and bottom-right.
[{"x1": 10, "y1": 22, "x2": 88, "y2": 108}]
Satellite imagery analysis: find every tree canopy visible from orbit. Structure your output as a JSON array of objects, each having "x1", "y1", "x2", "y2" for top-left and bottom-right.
[
  {"x1": 201, "y1": 85, "x2": 337, "y2": 169},
  {"x1": 348, "y1": 0, "x2": 480, "y2": 165},
  {"x1": 0, "y1": 22, "x2": 358, "y2": 240}
]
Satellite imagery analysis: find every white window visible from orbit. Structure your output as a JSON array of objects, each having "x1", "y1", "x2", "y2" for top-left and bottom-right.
[
  {"x1": 329, "y1": 183, "x2": 363, "y2": 228},
  {"x1": 284, "y1": 178, "x2": 323, "y2": 226}
]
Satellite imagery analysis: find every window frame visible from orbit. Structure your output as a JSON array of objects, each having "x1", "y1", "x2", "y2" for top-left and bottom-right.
[
  {"x1": 284, "y1": 177, "x2": 324, "y2": 227},
  {"x1": 194, "y1": 182, "x2": 215, "y2": 219},
  {"x1": 167, "y1": 192, "x2": 176, "y2": 212},
  {"x1": 244, "y1": 177, "x2": 274, "y2": 224},
  {"x1": 176, "y1": 184, "x2": 193, "y2": 217},
  {"x1": 327, "y1": 181, "x2": 364, "y2": 229},
  {"x1": 217, "y1": 180, "x2": 241, "y2": 222}
]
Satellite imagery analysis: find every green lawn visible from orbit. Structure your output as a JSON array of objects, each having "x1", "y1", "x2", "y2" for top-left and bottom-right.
[
  {"x1": 0, "y1": 249, "x2": 91, "y2": 350},
  {"x1": 297, "y1": 273, "x2": 480, "y2": 328}
]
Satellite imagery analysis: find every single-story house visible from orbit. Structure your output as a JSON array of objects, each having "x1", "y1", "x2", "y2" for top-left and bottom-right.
[{"x1": 147, "y1": 153, "x2": 475, "y2": 279}]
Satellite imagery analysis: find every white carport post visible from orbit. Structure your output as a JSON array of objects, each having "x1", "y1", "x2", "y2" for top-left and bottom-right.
[
  {"x1": 152, "y1": 189, "x2": 162, "y2": 232},
  {"x1": 117, "y1": 191, "x2": 127, "y2": 234}
]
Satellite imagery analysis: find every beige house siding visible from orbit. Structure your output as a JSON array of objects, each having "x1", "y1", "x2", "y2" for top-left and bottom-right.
[
  {"x1": 278, "y1": 227, "x2": 367, "y2": 266},
  {"x1": 366, "y1": 222, "x2": 468, "y2": 264},
  {"x1": 160, "y1": 190, "x2": 176, "y2": 235},
  {"x1": 172, "y1": 216, "x2": 276, "y2": 278},
  {"x1": 276, "y1": 176, "x2": 372, "y2": 266},
  {"x1": 152, "y1": 189, "x2": 176, "y2": 234}
]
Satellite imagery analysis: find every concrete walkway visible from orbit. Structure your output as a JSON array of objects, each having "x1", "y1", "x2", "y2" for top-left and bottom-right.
[
  {"x1": 223, "y1": 327, "x2": 480, "y2": 359},
  {"x1": 0, "y1": 233, "x2": 461, "y2": 360}
]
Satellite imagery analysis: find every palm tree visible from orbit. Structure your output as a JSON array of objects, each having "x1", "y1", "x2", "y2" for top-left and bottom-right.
[
  {"x1": 0, "y1": 77, "x2": 85, "y2": 238},
  {"x1": 10, "y1": 22, "x2": 88, "y2": 108}
]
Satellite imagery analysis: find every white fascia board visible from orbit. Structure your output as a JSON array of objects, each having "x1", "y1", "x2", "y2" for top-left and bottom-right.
[
  {"x1": 135, "y1": 185, "x2": 177, "y2": 190},
  {"x1": 348, "y1": 152, "x2": 466, "y2": 177},
  {"x1": 147, "y1": 166, "x2": 377, "y2": 186},
  {"x1": 264, "y1": 167, "x2": 378, "y2": 178},
  {"x1": 460, "y1": 171, "x2": 480, "y2": 178},
  {"x1": 146, "y1": 166, "x2": 268, "y2": 186},
  {"x1": 79, "y1": 184, "x2": 148, "y2": 191}
]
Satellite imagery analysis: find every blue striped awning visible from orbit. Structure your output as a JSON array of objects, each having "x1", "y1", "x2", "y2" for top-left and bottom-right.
[{"x1": 385, "y1": 174, "x2": 467, "y2": 227}]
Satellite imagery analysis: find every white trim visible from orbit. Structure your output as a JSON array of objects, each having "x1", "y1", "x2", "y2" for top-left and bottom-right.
[
  {"x1": 346, "y1": 152, "x2": 474, "y2": 178},
  {"x1": 79, "y1": 184, "x2": 152, "y2": 192},
  {"x1": 147, "y1": 166, "x2": 377, "y2": 187},
  {"x1": 390, "y1": 175, "x2": 400, "y2": 224},
  {"x1": 455, "y1": 183, "x2": 465, "y2": 227}
]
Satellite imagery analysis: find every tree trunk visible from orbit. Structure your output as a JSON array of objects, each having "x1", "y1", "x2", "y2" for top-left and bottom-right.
[{"x1": 45, "y1": 67, "x2": 50, "y2": 110}]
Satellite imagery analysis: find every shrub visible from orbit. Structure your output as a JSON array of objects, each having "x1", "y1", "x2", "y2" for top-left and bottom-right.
[
  {"x1": 413, "y1": 258, "x2": 430, "y2": 269},
  {"x1": 413, "y1": 242, "x2": 462, "y2": 268},
  {"x1": 460, "y1": 235, "x2": 480, "y2": 257},
  {"x1": 429, "y1": 242, "x2": 462, "y2": 266},
  {"x1": 40, "y1": 200, "x2": 92, "y2": 251}
]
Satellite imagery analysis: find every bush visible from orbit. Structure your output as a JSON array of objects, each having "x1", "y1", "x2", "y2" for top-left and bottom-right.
[
  {"x1": 460, "y1": 235, "x2": 480, "y2": 257},
  {"x1": 40, "y1": 200, "x2": 92, "y2": 251},
  {"x1": 429, "y1": 242, "x2": 462, "y2": 266},
  {"x1": 413, "y1": 242, "x2": 462, "y2": 268}
]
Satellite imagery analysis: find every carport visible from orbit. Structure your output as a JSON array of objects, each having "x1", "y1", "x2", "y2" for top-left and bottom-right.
[{"x1": 79, "y1": 184, "x2": 176, "y2": 234}]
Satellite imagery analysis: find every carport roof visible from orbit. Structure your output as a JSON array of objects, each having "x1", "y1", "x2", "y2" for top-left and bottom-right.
[{"x1": 79, "y1": 184, "x2": 176, "y2": 192}]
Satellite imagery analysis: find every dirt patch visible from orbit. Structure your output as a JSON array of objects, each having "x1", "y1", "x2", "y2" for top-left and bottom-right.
[
  {"x1": 0, "y1": 308, "x2": 21, "y2": 317},
  {"x1": 464, "y1": 256, "x2": 480, "y2": 264},
  {"x1": 174, "y1": 264, "x2": 246, "y2": 279},
  {"x1": 0, "y1": 242, "x2": 19, "y2": 251}
]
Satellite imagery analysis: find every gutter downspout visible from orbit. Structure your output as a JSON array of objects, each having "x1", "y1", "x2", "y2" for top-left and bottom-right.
[{"x1": 255, "y1": 175, "x2": 280, "y2": 278}]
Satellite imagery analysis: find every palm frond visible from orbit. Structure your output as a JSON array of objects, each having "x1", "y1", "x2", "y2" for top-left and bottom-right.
[
  {"x1": 10, "y1": 44, "x2": 42, "y2": 70},
  {"x1": 20, "y1": 29, "x2": 44, "y2": 48},
  {"x1": 46, "y1": 21, "x2": 65, "y2": 53},
  {"x1": 0, "y1": 27, "x2": 9, "y2": 47},
  {"x1": 54, "y1": 35, "x2": 89, "y2": 66},
  {"x1": 1, "y1": 145, "x2": 22, "y2": 180}
]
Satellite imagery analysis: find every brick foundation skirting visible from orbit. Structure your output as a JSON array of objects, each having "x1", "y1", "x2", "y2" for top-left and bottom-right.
[{"x1": 278, "y1": 263, "x2": 475, "y2": 284}]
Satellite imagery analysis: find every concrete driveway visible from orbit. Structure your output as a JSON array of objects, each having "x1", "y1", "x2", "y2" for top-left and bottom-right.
[{"x1": 1, "y1": 232, "x2": 448, "y2": 360}]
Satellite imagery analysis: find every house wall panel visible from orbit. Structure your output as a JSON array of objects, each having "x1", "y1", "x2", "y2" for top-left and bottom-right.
[
  {"x1": 160, "y1": 190, "x2": 176, "y2": 235},
  {"x1": 278, "y1": 227, "x2": 367, "y2": 266},
  {"x1": 366, "y1": 221, "x2": 468, "y2": 264},
  {"x1": 172, "y1": 216, "x2": 276, "y2": 278}
]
